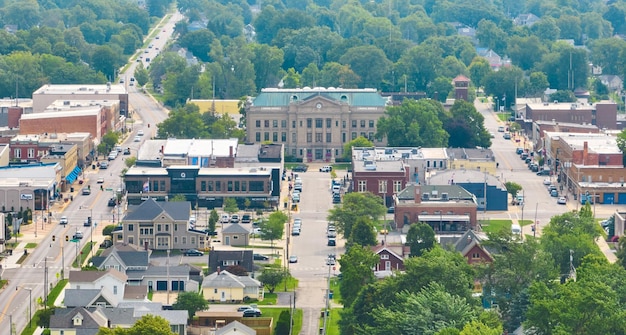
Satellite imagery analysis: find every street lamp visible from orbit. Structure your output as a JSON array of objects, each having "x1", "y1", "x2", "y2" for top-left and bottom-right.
[
  {"x1": 0, "y1": 310, "x2": 13, "y2": 335},
  {"x1": 533, "y1": 202, "x2": 548, "y2": 238},
  {"x1": 16, "y1": 286, "x2": 32, "y2": 329}
]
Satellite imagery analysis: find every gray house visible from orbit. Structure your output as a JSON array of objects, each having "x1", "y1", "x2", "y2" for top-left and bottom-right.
[
  {"x1": 208, "y1": 249, "x2": 254, "y2": 274},
  {"x1": 112, "y1": 199, "x2": 209, "y2": 251}
]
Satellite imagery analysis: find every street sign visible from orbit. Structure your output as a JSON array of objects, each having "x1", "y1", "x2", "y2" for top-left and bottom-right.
[
  {"x1": 105, "y1": 188, "x2": 113, "y2": 191},
  {"x1": 332, "y1": 266, "x2": 336, "y2": 271},
  {"x1": 70, "y1": 239, "x2": 80, "y2": 243}
]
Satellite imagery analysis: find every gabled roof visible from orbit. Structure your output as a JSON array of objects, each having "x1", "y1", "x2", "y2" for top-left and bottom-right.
[
  {"x1": 372, "y1": 245, "x2": 404, "y2": 261},
  {"x1": 452, "y1": 230, "x2": 494, "y2": 260},
  {"x1": 202, "y1": 270, "x2": 261, "y2": 289},
  {"x1": 98, "y1": 307, "x2": 137, "y2": 326},
  {"x1": 93, "y1": 248, "x2": 150, "y2": 269},
  {"x1": 64, "y1": 288, "x2": 118, "y2": 308},
  {"x1": 217, "y1": 320, "x2": 256, "y2": 335},
  {"x1": 50, "y1": 307, "x2": 108, "y2": 330},
  {"x1": 134, "y1": 309, "x2": 188, "y2": 326},
  {"x1": 452, "y1": 75, "x2": 470, "y2": 83},
  {"x1": 123, "y1": 285, "x2": 148, "y2": 300},
  {"x1": 123, "y1": 198, "x2": 190, "y2": 221},
  {"x1": 223, "y1": 223, "x2": 251, "y2": 234},
  {"x1": 208, "y1": 250, "x2": 254, "y2": 274},
  {"x1": 69, "y1": 268, "x2": 128, "y2": 284},
  {"x1": 126, "y1": 264, "x2": 190, "y2": 280},
  {"x1": 252, "y1": 88, "x2": 388, "y2": 107}
]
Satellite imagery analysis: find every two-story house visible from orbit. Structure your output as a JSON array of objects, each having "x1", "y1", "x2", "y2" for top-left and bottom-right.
[
  {"x1": 69, "y1": 269, "x2": 128, "y2": 302},
  {"x1": 208, "y1": 250, "x2": 254, "y2": 274},
  {"x1": 112, "y1": 199, "x2": 209, "y2": 251},
  {"x1": 372, "y1": 244, "x2": 406, "y2": 277}
]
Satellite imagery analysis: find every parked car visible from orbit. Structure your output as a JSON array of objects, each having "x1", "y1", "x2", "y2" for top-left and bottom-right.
[
  {"x1": 237, "y1": 306, "x2": 253, "y2": 312},
  {"x1": 520, "y1": 152, "x2": 529, "y2": 160},
  {"x1": 123, "y1": 148, "x2": 131, "y2": 155},
  {"x1": 137, "y1": 129, "x2": 144, "y2": 136},
  {"x1": 253, "y1": 253, "x2": 269, "y2": 261},
  {"x1": 241, "y1": 214, "x2": 251, "y2": 224},
  {"x1": 220, "y1": 214, "x2": 230, "y2": 224},
  {"x1": 292, "y1": 164, "x2": 308, "y2": 172},
  {"x1": 99, "y1": 161, "x2": 109, "y2": 169},
  {"x1": 230, "y1": 215, "x2": 240, "y2": 223},
  {"x1": 84, "y1": 219, "x2": 91, "y2": 227},
  {"x1": 503, "y1": 132, "x2": 511, "y2": 139},
  {"x1": 293, "y1": 218, "x2": 302, "y2": 226},
  {"x1": 332, "y1": 195, "x2": 341, "y2": 204},
  {"x1": 73, "y1": 231, "x2": 84, "y2": 239},
  {"x1": 543, "y1": 178, "x2": 551, "y2": 185},
  {"x1": 291, "y1": 228, "x2": 301, "y2": 236},
  {"x1": 242, "y1": 309, "x2": 262, "y2": 317},
  {"x1": 516, "y1": 147, "x2": 524, "y2": 154},
  {"x1": 100, "y1": 239, "x2": 113, "y2": 248},
  {"x1": 184, "y1": 249, "x2": 204, "y2": 256},
  {"x1": 289, "y1": 255, "x2": 298, "y2": 263},
  {"x1": 327, "y1": 238, "x2": 336, "y2": 246},
  {"x1": 134, "y1": 136, "x2": 141, "y2": 142},
  {"x1": 536, "y1": 169, "x2": 550, "y2": 176},
  {"x1": 108, "y1": 198, "x2": 117, "y2": 207},
  {"x1": 387, "y1": 206, "x2": 395, "y2": 213},
  {"x1": 97, "y1": 177, "x2": 105, "y2": 183},
  {"x1": 326, "y1": 257, "x2": 336, "y2": 266},
  {"x1": 319, "y1": 165, "x2": 332, "y2": 172},
  {"x1": 498, "y1": 126, "x2": 505, "y2": 132},
  {"x1": 59, "y1": 216, "x2": 68, "y2": 225},
  {"x1": 557, "y1": 196, "x2": 567, "y2": 205},
  {"x1": 82, "y1": 188, "x2": 91, "y2": 195}
]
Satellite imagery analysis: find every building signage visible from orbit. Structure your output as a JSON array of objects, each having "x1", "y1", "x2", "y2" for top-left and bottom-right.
[{"x1": 20, "y1": 194, "x2": 33, "y2": 200}]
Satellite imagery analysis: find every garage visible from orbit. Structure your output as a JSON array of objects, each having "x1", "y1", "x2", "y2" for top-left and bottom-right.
[
  {"x1": 618, "y1": 193, "x2": 626, "y2": 205},
  {"x1": 156, "y1": 280, "x2": 168, "y2": 291},
  {"x1": 171, "y1": 281, "x2": 185, "y2": 291}
]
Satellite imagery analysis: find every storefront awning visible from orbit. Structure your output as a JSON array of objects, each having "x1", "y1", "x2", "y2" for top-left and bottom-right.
[
  {"x1": 65, "y1": 166, "x2": 82, "y2": 184},
  {"x1": 416, "y1": 214, "x2": 470, "y2": 222}
]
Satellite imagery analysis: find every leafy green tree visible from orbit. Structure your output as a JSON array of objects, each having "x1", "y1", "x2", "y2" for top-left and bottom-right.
[
  {"x1": 100, "y1": 131, "x2": 120, "y2": 153},
  {"x1": 459, "y1": 320, "x2": 502, "y2": 335},
  {"x1": 339, "y1": 45, "x2": 391, "y2": 88},
  {"x1": 258, "y1": 268, "x2": 288, "y2": 294},
  {"x1": 99, "y1": 314, "x2": 176, "y2": 335},
  {"x1": 504, "y1": 182, "x2": 522, "y2": 200},
  {"x1": 538, "y1": 44, "x2": 589, "y2": 91},
  {"x1": 223, "y1": 198, "x2": 239, "y2": 214},
  {"x1": 467, "y1": 57, "x2": 492, "y2": 89},
  {"x1": 428, "y1": 76, "x2": 454, "y2": 102},
  {"x1": 349, "y1": 217, "x2": 377, "y2": 247},
  {"x1": 531, "y1": 17, "x2": 561, "y2": 41},
  {"x1": 342, "y1": 136, "x2": 374, "y2": 160},
  {"x1": 169, "y1": 194, "x2": 187, "y2": 202},
  {"x1": 371, "y1": 282, "x2": 477, "y2": 335},
  {"x1": 338, "y1": 245, "x2": 378, "y2": 307},
  {"x1": 208, "y1": 209, "x2": 219, "y2": 234},
  {"x1": 526, "y1": 72, "x2": 549, "y2": 97},
  {"x1": 475, "y1": 19, "x2": 508, "y2": 55},
  {"x1": 260, "y1": 211, "x2": 287, "y2": 249},
  {"x1": 396, "y1": 44, "x2": 443, "y2": 91},
  {"x1": 327, "y1": 192, "x2": 386, "y2": 240},
  {"x1": 445, "y1": 100, "x2": 491, "y2": 148},
  {"x1": 376, "y1": 99, "x2": 449, "y2": 147},
  {"x1": 125, "y1": 157, "x2": 137, "y2": 168},
  {"x1": 172, "y1": 291, "x2": 209, "y2": 318},
  {"x1": 507, "y1": 36, "x2": 548, "y2": 71},
  {"x1": 157, "y1": 104, "x2": 208, "y2": 139},
  {"x1": 406, "y1": 223, "x2": 436, "y2": 257},
  {"x1": 283, "y1": 68, "x2": 301, "y2": 88},
  {"x1": 134, "y1": 64, "x2": 149, "y2": 87},
  {"x1": 549, "y1": 90, "x2": 577, "y2": 102},
  {"x1": 618, "y1": 129, "x2": 626, "y2": 166},
  {"x1": 483, "y1": 66, "x2": 523, "y2": 110},
  {"x1": 102, "y1": 225, "x2": 116, "y2": 237}
]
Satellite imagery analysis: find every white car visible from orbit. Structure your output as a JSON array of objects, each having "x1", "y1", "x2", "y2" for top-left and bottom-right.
[
  {"x1": 134, "y1": 136, "x2": 141, "y2": 142},
  {"x1": 59, "y1": 216, "x2": 68, "y2": 225},
  {"x1": 219, "y1": 214, "x2": 230, "y2": 223},
  {"x1": 543, "y1": 178, "x2": 551, "y2": 185},
  {"x1": 557, "y1": 197, "x2": 567, "y2": 205},
  {"x1": 319, "y1": 165, "x2": 332, "y2": 172},
  {"x1": 97, "y1": 177, "x2": 105, "y2": 183},
  {"x1": 137, "y1": 129, "x2": 144, "y2": 136}
]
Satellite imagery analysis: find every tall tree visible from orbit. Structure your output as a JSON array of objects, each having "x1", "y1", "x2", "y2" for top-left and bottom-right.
[
  {"x1": 406, "y1": 223, "x2": 436, "y2": 257},
  {"x1": 445, "y1": 100, "x2": 491, "y2": 148},
  {"x1": 338, "y1": 245, "x2": 379, "y2": 307},
  {"x1": 349, "y1": 217, "x2": 377, "y2": 247},
  {"x1": 343, "y1": 136, "x2": 374, "y2": 160},
  {"x1": 172, "y1": 291, "x2": 209, "y2": 318},
  {"x1": 376, "y1": 99, "x2": 449, "y2": 147},
  {"x1": 327, "y1": 192, "x2": 386, "y2": 240}
]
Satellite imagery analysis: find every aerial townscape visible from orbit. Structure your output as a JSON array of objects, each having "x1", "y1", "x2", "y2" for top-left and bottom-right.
[{"x1": 1, "y1": 0, "x2": 626, "y2": 335}]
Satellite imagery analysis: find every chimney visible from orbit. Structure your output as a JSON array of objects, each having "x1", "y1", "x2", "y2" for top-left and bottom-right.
[
  {"x1": 229, "y1": 146, "x2": 233, "y2": 157},
  {"x1": 144, "y1": 241, "x2": 148, "y2": 251},
  {"x1": 583, "y1": 141, "x2": 588, "y2": 165},
  {"x1": 217, "y1": 266, "x2": 221, "y2": 274},
  {"x1": 414, "y1": 184, "x2": 421, "y2": 204}
]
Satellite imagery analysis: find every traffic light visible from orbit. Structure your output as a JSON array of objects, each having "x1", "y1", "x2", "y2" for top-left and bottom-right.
[
  {"x1": 65, "y1": 235, "x2": 69, "y2": 242},
  {"x1": 52, "y1": 235, "x2": 56, "y2": 242},
  {"x1": 88, "y1": 216, "x2": 92, "y2": 225}
]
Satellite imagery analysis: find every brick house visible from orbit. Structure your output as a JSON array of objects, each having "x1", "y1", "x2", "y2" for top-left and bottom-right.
[
  {"x1": 443, "y1": 230, "x2": 494, "y2": 264},
  {"x1": 372, "y1": 244, "x2": 406, "y2": 273},
  {"x1": 525, "y1": 101, "x2": 617, "y2": 130},
  {"x1": 394, "y1": 184, "x2": 477, "y2": 232}
]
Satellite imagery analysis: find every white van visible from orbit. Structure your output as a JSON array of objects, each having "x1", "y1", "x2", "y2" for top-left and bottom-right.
[{"x1": 511, "y1": 224, "x2": 522, "y2": 236}]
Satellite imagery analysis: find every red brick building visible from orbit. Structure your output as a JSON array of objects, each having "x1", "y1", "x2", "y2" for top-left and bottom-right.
[
  {"x1": 452, "y1": 75, "x2": 470, "y2": 101},
  {"x1": 372, "y1": 244, "x2": 407, "y2": 273},
  {"x1": 351, "y1": 153, "x2": 410, "y2": 207},
  {"x1": 445, "y1": 230, "x2": 494, "y2": 264},
  {"x1": 525, "y1": 101, "x2": 617, "y2": 130},
  {"x1": 394, "y1": 184, "x2": 477, "y2": 232}
]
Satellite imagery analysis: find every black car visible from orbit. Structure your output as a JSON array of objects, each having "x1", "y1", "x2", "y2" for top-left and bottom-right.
[
  {"x1": 184, "y1": 249, "x2": 204, "y2": 256},
  {"x1": 242, "y1": 309, "x2": 262, "y2": 317},
  {"x1": 387, "y1": 206, "x2": 395, "y2": 213},
  {"x1": 536, "y1": 169, "x2": 550, "y2": 176},
  {"x1": 327, "y1": 238, "x2": 336, "y2": 246},
  {"x1": 292, "y1": 164, "x2": 308, "y2": 172},
  {"x1": 123, "y1": 148, "x2": 131, "y2": 155},
  {"x1": 241, "y1": 214, "x2": 252, "y2": 224},
  {"x1": 253, "y1": 253, "x2": 269, "y2": 261},
  {"x1": 108, "y1": 198, "x2": 117, "y2": 207}
]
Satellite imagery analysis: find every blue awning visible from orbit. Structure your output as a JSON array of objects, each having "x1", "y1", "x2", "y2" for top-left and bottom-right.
[{"x1": 65, "y1": 166, "x2": 82, "y2": 184}]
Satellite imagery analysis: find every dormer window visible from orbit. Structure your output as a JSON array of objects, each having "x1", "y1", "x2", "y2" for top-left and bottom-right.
[{"x1": 73, "y1": 313, "x2": 84, "y2": 326}]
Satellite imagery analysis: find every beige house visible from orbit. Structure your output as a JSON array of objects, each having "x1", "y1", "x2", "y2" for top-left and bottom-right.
[
  {"x1": 222, "y1": 223, "x2": 250, "y2": 246},
  {"x1": 246, "y1": 88, "x2": 389, "y2": 161},
  {"x1": 202, "y1": 270, "x2": 263, "y2": 302}
]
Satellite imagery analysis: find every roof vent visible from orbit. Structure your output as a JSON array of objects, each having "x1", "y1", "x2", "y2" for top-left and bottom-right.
[{"x1": 441, "y1": 193, "x2": 449, "y2": 201}]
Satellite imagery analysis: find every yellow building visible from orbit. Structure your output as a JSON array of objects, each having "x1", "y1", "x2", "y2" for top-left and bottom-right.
[
  {"x1": 188, "y1": 99, "x2": 241, "y2": 115},
  {"x1": 447, "y1": 148, "x2": 497, "y2": 175},
  {"x1": 202, "y1": 270, "x2": 264, "y2": 302}
]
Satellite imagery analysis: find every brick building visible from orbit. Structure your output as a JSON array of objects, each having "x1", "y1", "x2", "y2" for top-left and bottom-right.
[
  {"x1": 543, "y1": 132, "x2": 626, "y2": 204},
  {"x1": 452, "y1": 75, "x2": 470, "y2": 101},
  {"x1": 530, "y1": 120, "x2": 599, "y2": 150},
  {"x1": 32, "y1": 84, "x2": 128, "y2": 116},
  {"x1": 524, "y1": 101, "x2": 617, "y2": 130},
  {"x1": 351, "y1": 152, "x2": 410, "y2": 207},
  {"x1": 393, "y1": 184, "x2": 477, "y2": 232},
  {"x1": 0, "y1": 99, "x2": 32, "y2": 128}
]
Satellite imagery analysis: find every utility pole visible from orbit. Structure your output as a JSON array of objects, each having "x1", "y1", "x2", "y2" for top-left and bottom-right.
[{"x1": 322, "y1": 262, "x2": 331, "y2": 334}]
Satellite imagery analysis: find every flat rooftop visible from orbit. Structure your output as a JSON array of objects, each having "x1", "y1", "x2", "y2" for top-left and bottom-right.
[
  {"x1": 21, "y1": 108, "x2": 100, "y2": 119},
  {"x1": 47, "y1": 99, "x2": 119, "y2": 109},
  {"x1": 527, "y1": 101, "x2": 603, "y2": 111},
  {"x1": 353, "y1": 159, "x2": 406, "y2": 173},
  {"x1": 125, "y1": 165, "x2": 274, "y2": 177},
  {"x1": 33, "y1": 84, "x2": 127, "y2": 95},
  {"x1": 446, "y1": 148, "x2": 495, "y2": 161},
  {"x1": 353, "y1": 147, "x2": 448, "y2": 161},
  {"x1": 545, "y1": 132, "x2": 621, "y2": 154}
]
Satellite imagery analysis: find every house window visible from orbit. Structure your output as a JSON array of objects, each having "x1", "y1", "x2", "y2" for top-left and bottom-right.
[
  {"x1": 255, "y1": 132, "x2": 261, "y2": 141},
  {"x1": 351, "y1": 120, "x2": 357, "y2": 128},
  {"x1": 182, "y1": 237, "x2": 187, "y2": 244},
  {"x1": 174, "y1": 237, "x2": 178, "y2": 243},
  {"x1": 292, "y1": 120, "x2": 296, "y2": 128},
  {"x1": 472, "y1": 253, "x2": 481, "y2": 259},
  {"x1": 264, "y1": 120, "x2": 270, "y2": 127},
  {"x1": 378, "y1": 180, "x2": 387, "y2": 193},
  {"x1": 281, "y1": 132, "x2": 287, "y2": 142},
  {"x1": 114, "y1": 286, "x2": 118, "y2": 295},
  {"x1": 326, "y1": 133, "x2": 332, "y2": 143},
  {"x1": 393, "y1": 181, "x2": 402, "y2": 193},
  {"x1": 326, "y1": 118, "x2": 332, "y2": 128},
  {"x1": 351, "y1": 132, "x2": 357, "y2": 140},
  {"x1": 264, "y1": 132, "x2": 269, "y2": 141},
  {"x1": 307, "y1": 119, "x2": 312, "y2": 128},
  {"x1": 342, "y1": 132, "x2": 346, "y2": 143},
  {"x1": 208, "y1": 181, "x2": 214, "y2": 191},
  {"x1": 255, "y1": 120, "x2": 261, "y2": 127},
  {"x1": 128, "y1": 224, "x2": 134, "y2": 231},
  {"x1": 214, "y1": 288, "x2": 218, "y2": 293},
  {"x1": 235, "y1": 181, "x2": 240, "y2": 191},
  {"x1": 228, "y1": 181, "x2": 233, "y2": 192},
  {"x1": 14, "y1": 148, "x2": 20, "y2": 158},
  {"x1": 191, "y1": 237, "x2": 196, "y2": 244},
  {"x1": 381, "y1": 254, "x2": 389, "y2": 259},
  {"x1": 315, "y1": 133, "x2": 323, "y2": 142},
  {"x1": 27, "y1": 148, "x2": 35, "y2": 158},
  {"x1": 307, "y1": 133, "x2": 312, "y2": 143},
  {"x1": 281, "y1": 120, "x2": 287, "y2": 128},
  {"x1": 201, "y1": 181, "x2": 206, "y2": 191},
  {"x1": 241, "y1": 181, "x2": 247, "y2": 191},
  {"x1": 292, "y1": 133, "x2": 297, "y2": 143},
  {"x1": 360, "y1": 120, "x2": 366, "y2": 128},
  {"x1": 342, "y1": 120, "x2": 346, "y2": 128},
  {"x1": 315, "y1": 118, "x2": 323, "y2": 128},
  {"x1": 273, "y1": 120, "x2": 278, "y2": 128},
  {"x1": 358, "y1": 180, "x2": 367, "y2": 192},
  {"x1": 223, "y1": 260, "x2": 237, "y2": 266},
  {"x1": 369, "y1": 120, "x2": 375, "y2": 128},
  {"x1": 160, "y1": 180, "x2": 165, "y2": 190},
  {"x1": 273, "y1": 132, "x2": 278, "y2": 142}
]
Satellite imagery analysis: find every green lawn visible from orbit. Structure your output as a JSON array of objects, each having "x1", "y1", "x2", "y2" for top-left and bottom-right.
[
  {"x1": 329, "y1": 278, "x2": 342, "y2": 304},
  {"x1": 25, "y1": 243, "x2": 37, "y2": 248},
  {"x1": 481, "y1": 219, "x2": 512, "y2": 234},
  {"x1": 319, "y1": 308, "x2": 342, "y2": 335},
  {"x1": 260, "y1": 308, "x2": 303, "y2": 335},
  {"x1": 496, "y1": 112, "x2": 510, "y2": 121},
  {"x1": 519, "y1": 219, "x2": 534, "y2": 226},
  {"x1": 72, "y1": 242, "x2": 95, "y2": 268}
]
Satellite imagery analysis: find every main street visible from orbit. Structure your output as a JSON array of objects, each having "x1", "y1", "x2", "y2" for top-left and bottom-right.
[{"x1": 0, "y1": 12, "x2": 184, "y2": 335}]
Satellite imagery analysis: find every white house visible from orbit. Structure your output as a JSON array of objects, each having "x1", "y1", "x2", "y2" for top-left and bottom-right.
[{"x1": 69, "y1": 269, "x2": 128, "y2": 302}]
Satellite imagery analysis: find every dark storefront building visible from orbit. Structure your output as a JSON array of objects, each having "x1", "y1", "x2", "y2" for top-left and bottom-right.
[{"x1": 124, "y1": 165, "x2": 281, "y2": 209}]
